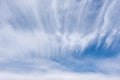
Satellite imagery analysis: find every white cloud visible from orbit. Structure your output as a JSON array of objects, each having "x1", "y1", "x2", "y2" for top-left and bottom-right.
[
  {"x1": 0, "y1": 0, "x2": 120, "y2": 77},
  {"x1": 0, "y1": 72, "x2": 120, "y2": 80},
  {"x1": 95, "y1": 55, "x2": 120, "y2": 73},
  {"x1": 0, "y1": 24, "x2": 98, "y2": 60}
]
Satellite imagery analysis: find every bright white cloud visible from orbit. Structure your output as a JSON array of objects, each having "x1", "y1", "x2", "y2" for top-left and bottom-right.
[
  {"x1": 0, "y1": 24, "x2": 98, "y2": 60},
  {"x1": 0, "y1": 72, "x2": 120, "y2": 80}
]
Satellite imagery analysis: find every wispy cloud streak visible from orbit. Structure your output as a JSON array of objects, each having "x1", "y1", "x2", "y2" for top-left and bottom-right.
[{"x1": 0, "y1": 0, "x2": 120, "y2": 79}]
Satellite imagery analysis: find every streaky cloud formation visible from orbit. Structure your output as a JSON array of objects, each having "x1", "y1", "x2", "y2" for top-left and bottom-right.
[{"x1": 0, "y1": 0, "x2": 120, "y2": 80}]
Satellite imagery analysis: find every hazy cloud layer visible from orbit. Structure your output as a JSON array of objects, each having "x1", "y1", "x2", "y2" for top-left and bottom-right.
[{"x1": 0, "y1": 0, "x2": 120, "y2": 80}]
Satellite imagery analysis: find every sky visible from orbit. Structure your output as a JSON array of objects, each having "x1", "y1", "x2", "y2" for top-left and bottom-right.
[{"x1": 0, "y1": 0, "x2": 120, "y2": 80}]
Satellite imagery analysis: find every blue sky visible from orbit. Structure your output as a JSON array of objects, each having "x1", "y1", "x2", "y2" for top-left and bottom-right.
[{"x1": 0, "y1": 0, "x2": 120, "y2": 80}]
